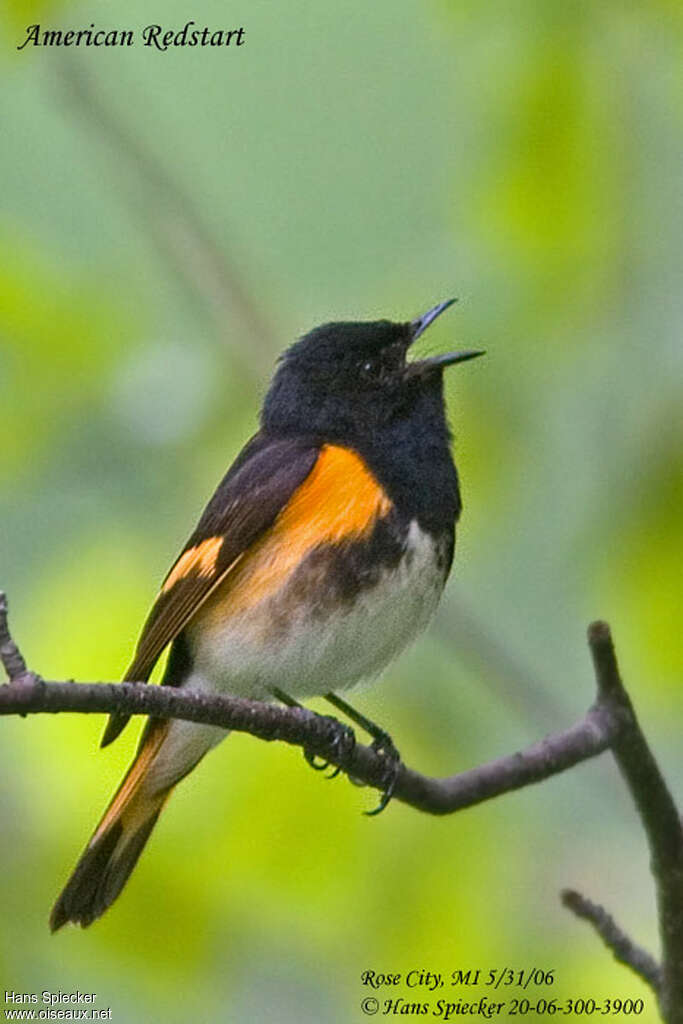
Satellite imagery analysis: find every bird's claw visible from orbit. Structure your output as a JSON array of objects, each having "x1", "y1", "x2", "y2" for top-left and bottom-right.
[
  {"x1": 302, "y1": 712, "x2": 401, "y2": 814},
  {"x1": 303, "y1": 716, "x2": 356, "y2": 778},
  {"x1": 304, "y1": 750, "x2": 330, "y2": 772},
  {"x1": 364, "y1": 731, "x2": 401, "y2": 816}
]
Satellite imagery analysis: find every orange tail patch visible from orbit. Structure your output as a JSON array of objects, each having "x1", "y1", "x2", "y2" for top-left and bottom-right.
[
  {"x1": 94, "y1": 720, "x2": 169, "y2": 840},
  {"x1": 50, "y1": 721, "x2": 171, "y2": 931}
]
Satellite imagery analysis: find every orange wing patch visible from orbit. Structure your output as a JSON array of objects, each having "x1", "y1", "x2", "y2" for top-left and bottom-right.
[
  {"x1": 201, "y1": 444, "x2": 392, "y2": 622},
  {"x1": 162, "y1": 536, "x2": 224, "y2": 594}
]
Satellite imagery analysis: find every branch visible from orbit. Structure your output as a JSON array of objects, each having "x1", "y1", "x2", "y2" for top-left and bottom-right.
[
  {"x1": 442, "y1": 595, "x2": 568, "y2": 731},
  {"x1": 561, "y1": 888, "x2": 661, "y2": 991},
  {"x1": 586, "y1": 623, "x2": 683, "y2": 1022},
  {"x1": 58, "y1": 59, "x2": 275, "y2": 378},
  {"x1": 0, "y1": 593, "x2": 27, "y2": 681},
  {"x1": 0, "y1": 669, "x2": 616, "y2": 818},
  {"x1": 2, "y1": 595, "x2": 682, "y2": 1019},
  {"x1": 0, "y1": 594, "x2": 617, "y2": 814}
]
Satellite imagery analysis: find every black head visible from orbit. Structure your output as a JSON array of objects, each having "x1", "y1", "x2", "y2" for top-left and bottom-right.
[{"x1": 262, "y1": 300, "x2": 483, "y2": 444}]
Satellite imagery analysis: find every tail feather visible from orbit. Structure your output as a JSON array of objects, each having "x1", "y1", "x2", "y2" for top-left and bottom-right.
[
  {"x1": 99, "y1": 712, "x2": 129, "y2": 748},
  {"x1": 50, "y1": 721, "x2": 171, "y2": 931},
  {"x1": 100, "y1": 658, "x2": 155, "y2": 749}
]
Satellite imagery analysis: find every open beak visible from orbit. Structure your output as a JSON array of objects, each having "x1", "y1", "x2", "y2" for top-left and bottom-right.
[{"x1": 409, "y1": 299, "x2": 485, "y2": 372}]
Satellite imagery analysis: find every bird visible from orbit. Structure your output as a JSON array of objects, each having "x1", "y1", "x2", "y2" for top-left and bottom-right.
[{"x1": 50, "y1": 299, "x2": 483, "y2": 930}]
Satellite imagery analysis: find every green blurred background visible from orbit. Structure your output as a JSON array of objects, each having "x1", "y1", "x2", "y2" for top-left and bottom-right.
[{"x1": 1, "y1": 0, "x2": 681, "y2": 1020}]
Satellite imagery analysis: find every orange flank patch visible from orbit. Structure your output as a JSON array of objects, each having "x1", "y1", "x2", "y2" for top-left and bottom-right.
[
  {"x1": 282, "y1": 444, "x2": 392, "y2": 542},
  {"x1": 162, "y1": 536, "x2": 224, "y2": 593},
  {"x1": 201, "y1": 444, "x2": 392, "y2": 622}
]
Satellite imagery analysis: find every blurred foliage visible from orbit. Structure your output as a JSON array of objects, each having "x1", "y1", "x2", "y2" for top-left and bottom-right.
[{"x1": 1, "y1": 0, "x2": 681, "y2": 1020}]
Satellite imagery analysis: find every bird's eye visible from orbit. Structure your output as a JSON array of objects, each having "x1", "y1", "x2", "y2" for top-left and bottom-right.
[{"x1": 360, "y1": 358, "x2": 378, "y2": 377}]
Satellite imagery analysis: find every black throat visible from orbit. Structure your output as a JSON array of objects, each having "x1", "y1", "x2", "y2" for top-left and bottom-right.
[{"x1": 351, "y1": 379, "x2": 461, "y2": 539}]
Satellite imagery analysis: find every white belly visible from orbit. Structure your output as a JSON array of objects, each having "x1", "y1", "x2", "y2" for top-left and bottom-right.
[
  {"x1": 185, "y1": 520, "x2": 446, "y2": 701},
  {"x1": 148, "y1": 521, "x2": 448, "y2": 791}
]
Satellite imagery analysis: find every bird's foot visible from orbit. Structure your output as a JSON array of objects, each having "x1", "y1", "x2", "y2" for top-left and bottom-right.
[
  {"x1": 271, "y1": 687, "x2": 354, "y2": 778},
  {"x1": 304, "y1": 715, "x2": 357, "y2": 778},
  {"x1": 364, "y1": 730, "x2": 401, "y2": 816},
  {"x1": 322, "y1": 693, "x2": 401, "y2": 814},
  {"x1": 271, "y1": 686, "x2": 399, "y2": 805}
]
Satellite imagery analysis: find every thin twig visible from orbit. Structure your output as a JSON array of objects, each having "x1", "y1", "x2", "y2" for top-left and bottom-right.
[
  {"x1": 561, "y1": 888, "x2": 661, "y2": 992},
  {"x1": 0, "y1": 593, "x2": 28, "y2": 681},
  {"x1": 441, "y1": 595, "x2": 566, "y2": 731},
  {"x1": 587, "y1": 623, "x2": 683, "y2": 1023},
  {"x1": 58, "y1": 59, "x2": 275, "y2": 376}
]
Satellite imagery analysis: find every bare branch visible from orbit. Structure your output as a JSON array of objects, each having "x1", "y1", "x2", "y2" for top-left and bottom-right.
[
  {"x1": 0, "y1": 593, "x2": 28, "y2": 681},
  {"x1": 0, "y1": 592, "x2": 617, "y2": 815},
  {"x1": 561, "y1": 888, "x2": 661, "y2": 992},
  {"x1": 0, "y1": 672, "x2": 615, "y2": 817},
  {"x1": 587, "y1": 622, "x2": 683, "y2": 1022},
  {"x1": 3, "y1": 594, "x2": 683, "y2": 1019},
  {"x1": 58, "y1": 59, "x2": 275, "y2": 377},
  {"x1": 442, "y1": 595, "x2": 569, "y2": 731}
]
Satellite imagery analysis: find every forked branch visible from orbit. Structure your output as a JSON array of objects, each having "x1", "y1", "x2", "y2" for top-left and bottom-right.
[{"x1": 0, "y1": 593, "x2": 680, "y2": 1020}]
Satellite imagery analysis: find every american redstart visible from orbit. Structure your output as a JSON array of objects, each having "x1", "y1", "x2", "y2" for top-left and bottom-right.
[{"x1": 50, "y1": 299, "x2": 483, "y2": 930}]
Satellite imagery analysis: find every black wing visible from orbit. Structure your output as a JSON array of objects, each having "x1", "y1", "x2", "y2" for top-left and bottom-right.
[{"x1": 100, "y1": 433, "x2": 320, "y2": 746}]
